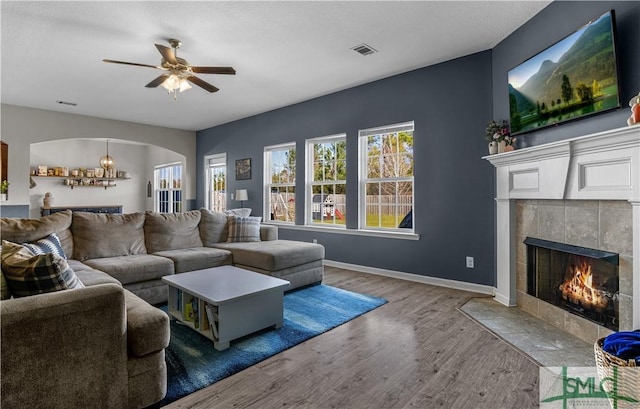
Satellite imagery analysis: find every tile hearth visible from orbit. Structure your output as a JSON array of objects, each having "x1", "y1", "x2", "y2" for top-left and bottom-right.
[{"x1": 461, "y1": 297, "x2": 595, "y2": 367}]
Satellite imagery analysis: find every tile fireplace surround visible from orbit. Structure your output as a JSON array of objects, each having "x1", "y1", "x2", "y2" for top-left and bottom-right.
[{"x1": 485, "y1": 125, "x2": 640, "y2": 342}]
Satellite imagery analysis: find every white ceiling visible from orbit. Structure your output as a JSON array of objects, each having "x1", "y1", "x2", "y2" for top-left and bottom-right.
[{"x1": 1, "y1": 1, "x2": 551, "y2": 132}]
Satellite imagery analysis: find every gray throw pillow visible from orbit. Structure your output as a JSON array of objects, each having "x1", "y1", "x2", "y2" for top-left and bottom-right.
[
  {"x1": 226, "y1": 216, "x2": 262, "y2": 243},
  {"x1": 71, "y1": 212, "x2": 146, "y2": 261},
  {"x1": 144, "y1": 210, "x2": 203, "y2": 253},
  {"x1": 199, "y1": 208, "x2": 230, "y2": 245},
  {"x1": 0, "y1": 210, "x2": 74, "y2": 257}
]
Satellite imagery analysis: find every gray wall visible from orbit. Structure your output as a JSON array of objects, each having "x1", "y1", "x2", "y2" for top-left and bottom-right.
[
  {"x1": 197, "y1": 51, "x2": 496, "y2": 286},
  {"x1": 196, "y1": 1, "x2": 640, "y2": 287},
  {"x1": 492, "y1": 1, "x2": 640, "y2": 148}
]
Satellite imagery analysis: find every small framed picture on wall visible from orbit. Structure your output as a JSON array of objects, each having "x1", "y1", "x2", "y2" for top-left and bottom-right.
[{"x1": 235, "y1": 158, "x2": 251, "y2": 180}]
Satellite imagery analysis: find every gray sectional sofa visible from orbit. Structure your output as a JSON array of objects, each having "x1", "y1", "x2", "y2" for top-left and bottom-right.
[{"x1": 0, "y1": 209, "x2": 324, "y2": 409}]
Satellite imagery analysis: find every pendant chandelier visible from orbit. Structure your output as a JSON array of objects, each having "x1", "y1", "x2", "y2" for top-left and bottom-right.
[{"x1": 99, "y1": 139, "x2": 115, "y2": 170}]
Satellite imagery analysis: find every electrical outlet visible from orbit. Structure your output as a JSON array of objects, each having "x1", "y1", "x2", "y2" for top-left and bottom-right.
[
  {"x1": 466, "y1": 256, "x2": 474, "y2": 268},
  {"x1": 312, "y1": 239, "x2": 318, "y2": 244},
  {"x1": 230, "y1": 193, "x2": 234, "y2": 200}
]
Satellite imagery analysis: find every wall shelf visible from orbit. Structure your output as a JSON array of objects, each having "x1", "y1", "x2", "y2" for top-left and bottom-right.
[{"x1": 31, "y1": 175, "x2": 131, "y2": 189}]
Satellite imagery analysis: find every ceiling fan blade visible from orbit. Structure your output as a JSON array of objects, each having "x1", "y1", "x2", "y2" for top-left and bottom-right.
[
  {"x1": 191, "y1": 66, "x2": 236, "y2": 75},
  {"x1": 155, "y1": 44, "x2": 178, "y2": 65},
  {"x1": 103, "y1": 59, "x2": 164, "y2": 70},
  {"x1": 145, "y1": 74, "x2": 169, "y2": 88},
  {"x1": 187, "y1": 76, "x2": 219, "y2": 93}
]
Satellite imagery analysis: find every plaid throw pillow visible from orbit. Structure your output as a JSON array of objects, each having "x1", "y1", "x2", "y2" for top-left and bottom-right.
[
  {"x1": 1, "y1": 240, "x2": 84, "y2": 298},
  {"x1": 22, "y1": 233, "x2": 67, "y2": 259},
  {"x1": 226, "y1": 216, "x2": 262, "y2": 243}
]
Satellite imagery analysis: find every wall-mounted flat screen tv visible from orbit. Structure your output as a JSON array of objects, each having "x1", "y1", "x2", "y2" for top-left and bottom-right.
[{"x1": 508, "y1": 10, "x2": 620, "y2": 135}]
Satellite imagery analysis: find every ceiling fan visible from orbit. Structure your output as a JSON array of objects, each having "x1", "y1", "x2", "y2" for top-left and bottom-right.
[{"x1": 103, "y1": 39, "x2": 235, "y2": 99}]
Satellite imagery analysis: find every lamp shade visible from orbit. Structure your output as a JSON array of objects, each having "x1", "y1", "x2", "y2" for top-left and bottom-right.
[{"x1": 235, "y1": 189, "x2": 248, "y2": 201}]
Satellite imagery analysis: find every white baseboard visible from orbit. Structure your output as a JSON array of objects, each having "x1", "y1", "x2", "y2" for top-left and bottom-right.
[
  {"x1": 493, "y1": 292, "x2": 518, "y2": 307},
  {"x1": 323, "y1": 260, "x2": 496, "y2": 296}
]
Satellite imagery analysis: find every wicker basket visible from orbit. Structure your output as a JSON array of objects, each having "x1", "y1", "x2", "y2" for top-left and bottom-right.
[{"x1": 594, "y1": 337, "x2": 639, "y2": 409}]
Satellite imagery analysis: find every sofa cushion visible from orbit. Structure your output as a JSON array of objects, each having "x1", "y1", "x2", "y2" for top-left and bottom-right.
[
  {"x1": 0, "y1": 270, "x2": 10, "y2": 300},
  {"x1": 0, "y1": 210, "x2": 74, "y2": 257},
  {"x1": 67, "y1": 260, "x2": 122, "y2": 287},
  {"x1": 124, "y1": 279, "x2": 167, "y2": 306},
  {"x1": 1, "y1": 240, "x2": 84, "y2": 297},
  {"x1": 144, "y1": 210, "x2": 203, "y2": 253},
  {"x1": 260, "y1": 224, "x2": 278, "y2": 241},
  {"x1": 72, "y1": 212, "x2": 146, "y2": 261},
  {"x1": 124, "y1": 290, "x2": 170, "y2": 357},
  {"x1": 22, "y1": 233, "x2": 67, "y2": 259},
  {"x1": 212, "y1": 240, "x2": 324, "y2": 271},
  {"x1": 237, "y1": 260, "x2": 324, "y2": 289},
  {"x1": 199, "y1": 208, "x2": 229, "y2": 245},
  {"x1": 152, "y1": 247, "x2": 232, "y2": 273},
  {"x1": 226, "y1": 216, "x2": 262, "y2": 243},
  {"x1": 83, "y1": 254, "x2": 174, "y2": 285}
]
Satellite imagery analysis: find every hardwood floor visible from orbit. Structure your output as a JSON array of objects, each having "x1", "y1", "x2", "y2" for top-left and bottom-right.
[{"x1": 162, "y1": 266, "x2": 540, "y2": 409}]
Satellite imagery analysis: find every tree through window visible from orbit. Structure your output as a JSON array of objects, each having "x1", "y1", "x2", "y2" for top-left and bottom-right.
[{"x1": 359, "y1": 122, "x2": 414, "y2": 231}]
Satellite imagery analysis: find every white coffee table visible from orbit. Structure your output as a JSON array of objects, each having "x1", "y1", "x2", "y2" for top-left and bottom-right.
[{"x1": 162, "y1": 266, "x2": 290, "y2": 351}]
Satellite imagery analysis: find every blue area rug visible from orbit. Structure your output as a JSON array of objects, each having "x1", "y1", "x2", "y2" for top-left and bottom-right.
[{"x1": 160, "y1": 284, "x2": 387, "y2": 406}]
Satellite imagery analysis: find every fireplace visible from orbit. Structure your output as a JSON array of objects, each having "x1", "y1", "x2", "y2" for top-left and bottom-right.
[
  {"x1": 485, "y1": 125, "x2": 639, "y2": 341},
  {"x1": 525, "y1": 237, "x2": 620, "y2": 331}
]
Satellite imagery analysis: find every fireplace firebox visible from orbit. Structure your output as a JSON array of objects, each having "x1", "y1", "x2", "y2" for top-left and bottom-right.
[{"x1": 524, "y1": 237, "x2": 619, "y2": 331}]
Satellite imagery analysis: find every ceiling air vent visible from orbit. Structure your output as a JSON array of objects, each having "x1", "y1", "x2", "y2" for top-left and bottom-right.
[{"x1": 351, "y1": 43, "x2": 377, "y2": 56}]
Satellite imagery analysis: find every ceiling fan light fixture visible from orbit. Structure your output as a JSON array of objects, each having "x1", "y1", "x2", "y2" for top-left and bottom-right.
[
  {"x1": 162, "y1": 73, "x2": 181, "y2": 90},
  {"x1": 179, "y1": 79, "x2": 192, "y2": 92},
  {"x1": 103, "y1": 39, "x2": 235, "y2": 99}
]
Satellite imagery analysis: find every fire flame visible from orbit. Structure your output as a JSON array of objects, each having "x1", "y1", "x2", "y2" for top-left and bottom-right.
[{"x1": 558, "y1": 261, "x2": 610, "y2": 312}]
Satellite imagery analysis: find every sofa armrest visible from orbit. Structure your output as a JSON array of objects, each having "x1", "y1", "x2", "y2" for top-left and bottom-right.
[
  {"x1": 260, "y1": 224, "x2": 278, "y2": 241},
  {"x1": 1, "y1": 284, "x2": 129, "y2": 409}
]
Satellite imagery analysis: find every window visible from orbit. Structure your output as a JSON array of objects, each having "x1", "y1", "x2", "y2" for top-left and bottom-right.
[
  {"x1": 264, "y1": 143, "x2": 296, "y2": 223},
  {"x1": 205, "y1": 153, "x2": 227, "y2": 212},
  {"x1": 359, "y1": 122, "x2": 414, "y2": 231},
  {"x1": 306, "y1": 134, "x2": 347, "y2": 226},
  {"x1": 155, "y1": 162, "x2": 182, "y2": 213}
]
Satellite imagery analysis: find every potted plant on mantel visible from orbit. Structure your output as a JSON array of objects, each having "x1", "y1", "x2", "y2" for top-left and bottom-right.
[
  {"x1": 485, "y1": 120, "x2": 515, "y2": 154},
  {"x1": 0, "y1": 180, "x2": 9, "y2": 201}
]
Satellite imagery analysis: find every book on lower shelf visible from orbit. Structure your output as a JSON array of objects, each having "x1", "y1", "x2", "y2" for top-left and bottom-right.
[
  {"x1": 205, "y1": 304, "x2": 218, "y2": 340},
  {"x1": 201, "y1": 303, "x2": 210, "y2": 330},
  {"x1": 175, "y1": 289, "x2": 182, "y2": 312},
  {"x1": 184, "y1": 295, "x2": 196, "y2": 323},
  {"x1": 191, "y1": 298, "x2": 199, "y2": 329}
]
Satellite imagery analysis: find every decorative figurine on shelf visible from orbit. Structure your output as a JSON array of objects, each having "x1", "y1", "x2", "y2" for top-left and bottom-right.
[
  {"x1": 43, "y1": 192, "x2": 54, "y2": 208},
  {"x1": 627, "y1": 92, "x2": 640, "y2": 126}
]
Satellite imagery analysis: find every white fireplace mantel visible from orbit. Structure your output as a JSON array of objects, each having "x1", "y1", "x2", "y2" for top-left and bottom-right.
[{"x1": 484, "y1": 125, "x2": 640, "y2": 328}]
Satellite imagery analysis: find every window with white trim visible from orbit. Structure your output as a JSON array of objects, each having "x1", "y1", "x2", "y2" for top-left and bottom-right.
[
  {"x1": 205, "y1": 153, "x2": 227, "y2": 212},
  {"x1": 154, "y1": 162, "x2": 183, "y2": 213},
  {"x1": 264, "y1": 143, "x2": 296, "y2": 223},
  {"x1": 306, "y1": 134, "x2": 347, "y2": 226},
  {"x1": 359, "y1": 122, "x2": 414, "y2": 231}
]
